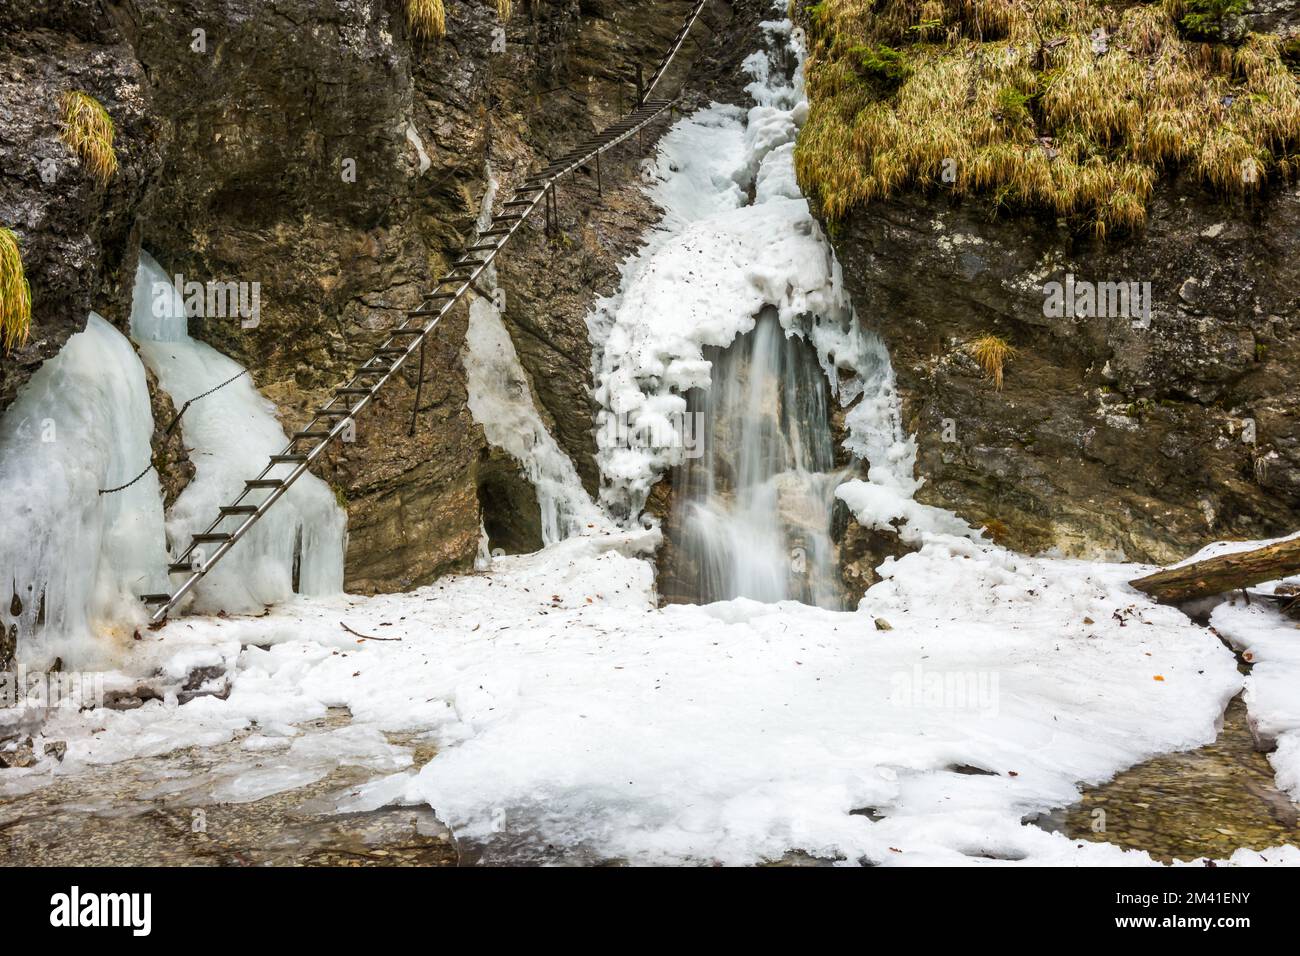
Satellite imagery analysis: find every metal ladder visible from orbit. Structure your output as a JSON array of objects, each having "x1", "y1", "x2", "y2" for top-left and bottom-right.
[
  {"x1": 641, "y1": 0, "x2": 709, "y2": 105},
  {"x1": 139, "y1": 93, "x2": 689, "y2": 622},
  {"x1": 140, "y1": 0, "x2": 711, "y2": 622}
]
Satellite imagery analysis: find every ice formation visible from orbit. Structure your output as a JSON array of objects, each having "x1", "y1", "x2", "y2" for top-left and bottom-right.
[
  {"x1": 130, "y1": 252, "x2": 345, "y2": 613},
  {"x1": 462, "y1": 170, "x2": 607, "y2": 545},
  {"x1": 588, "y1": 14, "x2": 905, "y2": 528},
  {"x1": 0, "y1": 314, "x2": 167, "y2": 667}
]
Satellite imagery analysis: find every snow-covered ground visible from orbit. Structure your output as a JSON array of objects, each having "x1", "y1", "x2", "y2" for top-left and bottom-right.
[{"x1": 4, "y1": 525, "x2": 1296, "y2": 866}]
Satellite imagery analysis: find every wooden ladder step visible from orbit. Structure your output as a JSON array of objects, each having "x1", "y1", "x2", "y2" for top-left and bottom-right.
[
  {"x1": 246, "y1": 478, "x2": 285, "y2": 489},
  {"x1": 293, "y1": 429, "x2": 331, "y2": 440},
  {"x1": 167, "y1": 561, "x2": 196, "y2": 574},
  {"x1": 192, "y1": 533, "x2": 233, "y2": 544},
  {"x1": 269, "y1": 454, "x2": 308, "y2": 464},
  {"x1": 140, "y1": 594, "x2": 172, "y2": 604},
  {"x1": 316, "y1": 407, "x2": 356, "y2": 417},
  {"x1": 220, "y1": 505, "x2": 259, "y2": 515},
  {"x1": 387, "y1": 328, "x2": 424, "y2": 337},
  {"x1": 335, "y1": 386, "x2": 371, "y2": 395}
]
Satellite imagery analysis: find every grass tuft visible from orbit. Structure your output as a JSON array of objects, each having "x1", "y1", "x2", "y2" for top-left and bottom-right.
[
  {"x1": 0, "y1": 228, "x2": 32, "y2": 353},
  {"x1": 59, "y1": 91, "x2": 117, "y2": 186},
  {"x1": 968, "y1": 334, "x2": 1017, "y2": 389},
  {"x1": 497, "y1": 0, "x2": 512, "y2": 21},
  {"x1": 407, "y1": 0, "x2": 446, "y2": 40},
  {"x1": 795, "y1": 0, "x2": 1300, "y2": 236}
]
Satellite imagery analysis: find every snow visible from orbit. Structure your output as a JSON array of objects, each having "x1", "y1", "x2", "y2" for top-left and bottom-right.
[
  {"x1": 7, "y1": 524, "x2": 1258, "y2": 865},
  {"x1": 1210, "y1": 599, "x2": 1300, "y2": 800},
  {"x1": 0, "y1": 313, "x2": 167, "y2": 668},
  {"x1": 130, "y1": 252, "x2": 345, "y2": 614},
  {"x1": 589, "y1": 21, "x2": 872, "y2": 522}
]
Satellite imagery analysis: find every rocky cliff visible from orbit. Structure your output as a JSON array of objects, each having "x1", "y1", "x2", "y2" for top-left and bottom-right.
[
  {"x1": 796, "y1": 0, "x2": 1300, "y2": 564},
  {"x1": 0, "y1": 0, "x2": 732, "y2": 592}
]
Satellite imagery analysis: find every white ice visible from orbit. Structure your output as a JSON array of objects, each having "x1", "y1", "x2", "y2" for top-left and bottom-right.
[
  {"x1": 462, "y1": 170, "x2": 607, "y2": 545},
  {"x1": 0, "y1": 313, "x2": 167, "y2": 668},
  {"x1": 130, "y1": 252, "x2": 345, "y2": 614}
]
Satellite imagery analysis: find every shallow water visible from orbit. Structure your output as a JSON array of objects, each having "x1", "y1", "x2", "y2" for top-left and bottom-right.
[
  {"x1": 0, "y1": 710, "x2": 457, "y2": 866},
  {"x1": 1045, "y1": 694, "x2": 1299, "y2": 863}
]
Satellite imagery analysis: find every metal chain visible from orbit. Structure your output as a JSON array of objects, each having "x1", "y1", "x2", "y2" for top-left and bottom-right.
[{"x1": 98, "y1": 368, "x2": 249, "y2": 495}]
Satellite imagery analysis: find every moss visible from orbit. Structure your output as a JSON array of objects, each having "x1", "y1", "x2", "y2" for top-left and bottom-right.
[
  {"x1": 795, "y1": 0, "x2": 1300, "y2": 236},
  {"x1": 850, "y1": 43, "x2": 913, "y2": 95},
  {"x1": 59, "y1": 91, "x2": 117, "y2": 186},
  {"x1": 0, "y1": 228, "x2": 32, "y2": 353},
  {"x1": 1176, "y1": 0, "x2": 1247, "y2": 44},
  {"x1": 406, "y1": 0, "x2": 446, "y2": 40}
]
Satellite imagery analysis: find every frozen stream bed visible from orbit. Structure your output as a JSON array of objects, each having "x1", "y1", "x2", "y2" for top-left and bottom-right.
[{"x1": 3, "y1": 529, "x2": 1297, "y2": 866}]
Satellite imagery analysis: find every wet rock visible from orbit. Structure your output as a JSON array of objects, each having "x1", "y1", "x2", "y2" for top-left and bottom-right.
[
  {"x1": 0, "y1": 736, "x2": 36, "y2": 768},
  {"x1": 823, "y1": 185, "x2": 1300, "y2": 564},
  {"x1": 0, "y1": 0, "x2": 163, "y2": 410}
]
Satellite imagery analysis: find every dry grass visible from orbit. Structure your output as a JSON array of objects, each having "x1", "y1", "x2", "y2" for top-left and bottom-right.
[
  {"x1": 59, "y1": 91, "x2": 117, "y2": 186},
  {"x1": 407, "y1": 0, "x2": 446, "y2": 39},
  {"x1": 968, "y1": 333, "x2": 1017, "y2": 389},
  {"x1": 497, "y1": 0, "x2": 512, "y2": 20},
  {"x1": 795, "y1": 0, "x2": 1300, "y2": 236},
  {"x1": 0, "y1": 228, "x2": 32, "y2": 353}
]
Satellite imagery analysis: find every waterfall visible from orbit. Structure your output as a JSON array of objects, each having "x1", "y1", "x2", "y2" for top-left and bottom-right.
[
  {"x1": 0, "y1": 315, "x2": 167, "y2": 667},
  {"x1": 130, "y1": 252, "x2": 345, "y2": 613},
  {"x1": 664, "y1": 309, "x2": 848, "y2": 608}
]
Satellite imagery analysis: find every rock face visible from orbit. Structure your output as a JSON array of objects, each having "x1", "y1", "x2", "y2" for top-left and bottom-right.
[
  {"x1": 0, "y1": 0, "x2": 161, "y2": 410},
  {"x1": 1, "y1": 0, "x2": 724, "y2": 593},
  {"x1": 826, "y1": 183, "x2": 1300, "y2": 563}
]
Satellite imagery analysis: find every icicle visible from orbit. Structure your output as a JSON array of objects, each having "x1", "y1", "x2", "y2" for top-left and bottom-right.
[
  {"x1": 130, "y1": 252, "x2": 345, "y2": 614},
  {"x1": 0, "y1": 315, "x2": 167, "y2": 666}
]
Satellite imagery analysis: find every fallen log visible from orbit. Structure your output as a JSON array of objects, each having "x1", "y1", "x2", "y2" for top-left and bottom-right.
[{"x1": 1129, "y1": 535, "x2": 1300, "y2": 603}]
